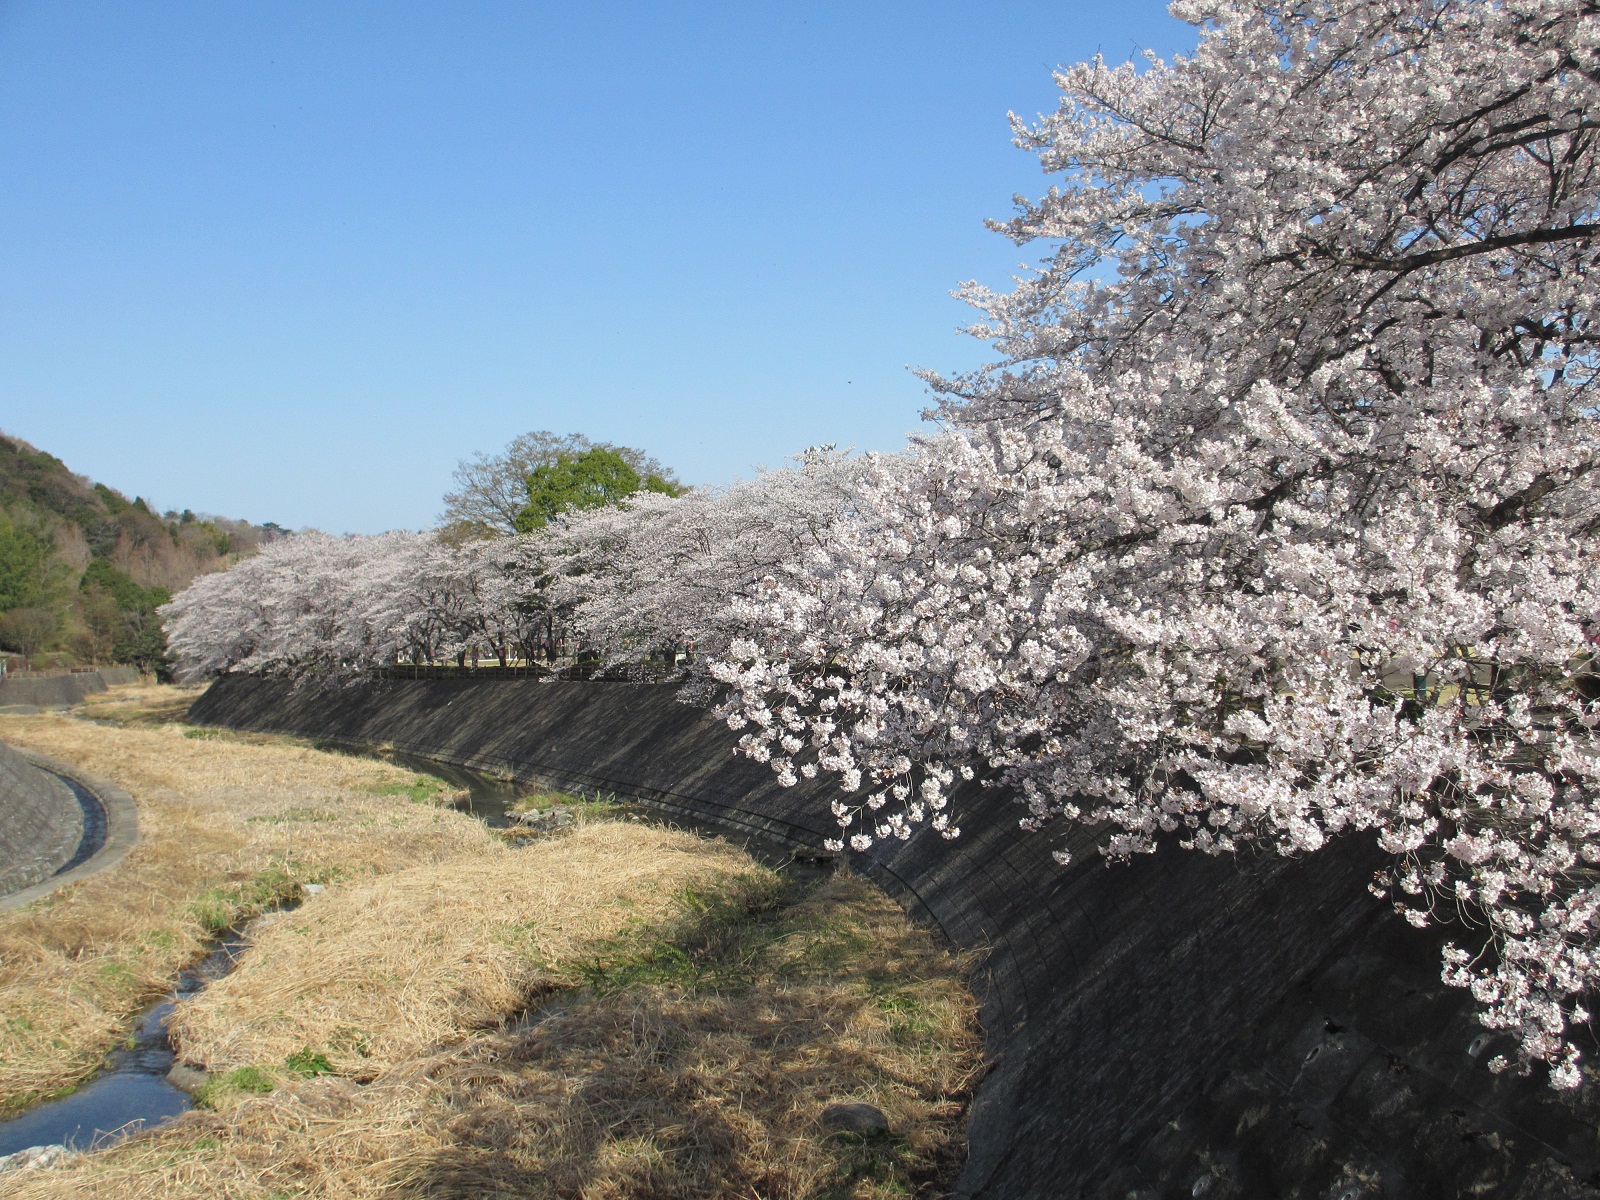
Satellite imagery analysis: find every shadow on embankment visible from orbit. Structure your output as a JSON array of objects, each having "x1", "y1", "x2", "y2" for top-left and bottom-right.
[{"x1": 189, "y1": 674, "x2": 1600, "y2": 1200}]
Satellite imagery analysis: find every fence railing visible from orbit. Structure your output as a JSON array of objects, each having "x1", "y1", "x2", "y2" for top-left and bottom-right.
[
  {"x1": 370, "y1": 663, "x2": 553, "y2": 681},
  {"x1": 367, "y1": 660, "x2": 684, "y2": 684}
]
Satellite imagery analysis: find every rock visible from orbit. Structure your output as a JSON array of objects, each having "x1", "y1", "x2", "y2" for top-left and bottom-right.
[
  {"x1": 821, "y1": 1101, "x2": 891, "y2": 1136},
  {"x1": 513, "y1": 805, "x2": 576, "y2": 833},
  {"x1": 0, "y1": 1144, "x2": 68, "y2": 1173},
  {"x1": 167, "y1": 1063, "x2": 210, "y2": 1092},
  {"x1": 301, "y1": 883, "x2": 326, "y2": 896}
]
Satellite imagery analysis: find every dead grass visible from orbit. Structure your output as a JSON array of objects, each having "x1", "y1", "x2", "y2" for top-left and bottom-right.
[
  {"x1": 0, "y1": 686, "x2": 483, "y2": 1110},
  {"x1": 3, "y1": 682, "x2": 983, "y2": 1198},
  {"x1": 168, "y1": 823, "x2": 757, "y2": 1080},
  {"x1": 76, "y1": 681, "x2": 208, "y2": 727},
  {"x1": 8, "y1": 871, "x2": 979, "y2": 1200}
]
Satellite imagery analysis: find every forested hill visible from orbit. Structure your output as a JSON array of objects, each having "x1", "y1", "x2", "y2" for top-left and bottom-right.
[{"x1": 0, "y1": 431, "x2": 281, "y2": 673}]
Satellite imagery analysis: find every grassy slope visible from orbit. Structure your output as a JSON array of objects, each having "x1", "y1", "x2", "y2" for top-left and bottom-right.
[
  {"x1": 0, "y1": 688, "x2": 483, "y2": 1109},
  {"x1": 3, "y1": 685, "x2": 982, "y2": 1199}
]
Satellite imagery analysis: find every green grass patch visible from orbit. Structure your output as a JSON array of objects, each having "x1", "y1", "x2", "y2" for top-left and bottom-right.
[
  {"x1": 193, "y1": 1066, "x2": 275, "y2": 1108},
  {"x1": 181, "y1": 726, "x2": 228, "y2": 740},
  {"x1": 367, "y1": 775, "x2": 455, "y2": 805},
  {"x1": 878, "y1": 993, "x2": 937, "y2": 1045},
  {"x1": 784, "y1": 919, "x2": 875, "y2": 974},
  {"x1": 817, "y1": 1134, "x2": 920, "y2": 1200},
  {"x1": 187, "y1": 866, "x2": 304, "y2": 936},
  {"x1": 96, "y1": 959, "x2": 135, "y2": 986},
  {"x1": 575, "y1": 869, "x2": 794, "y2": 995},
  {"x1": 0, "y1": 1082, "x2": 78, "y2": 1117},
  {"x1": 284, "y1": 1047, "x2": 335, "y2": 1077}
]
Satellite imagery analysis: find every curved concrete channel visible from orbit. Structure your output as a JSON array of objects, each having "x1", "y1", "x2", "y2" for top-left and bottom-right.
[{"x1": 0, "y1": 747, "x2": 138, "y2": 914}]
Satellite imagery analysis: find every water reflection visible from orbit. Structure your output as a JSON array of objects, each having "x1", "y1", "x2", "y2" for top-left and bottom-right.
[
  {"x1": 0, "y1": 926, "x2": 253, "y2": 1156},
  {"x1": 382, "y1": 751, "x2": 522, "y2": 827}
]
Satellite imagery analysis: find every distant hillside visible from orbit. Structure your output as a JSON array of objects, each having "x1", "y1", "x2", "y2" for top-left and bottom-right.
[{"x1": 0, "y1": 431, "x2": 281, "y2": 674}]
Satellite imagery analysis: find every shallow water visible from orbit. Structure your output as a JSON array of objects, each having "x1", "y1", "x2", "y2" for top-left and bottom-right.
[
  {"x1": 51, "y1": 771, "x2": 107, "y2": 875},
  {"x1": 0, "y1": 926, "x2": 254, "y2": 1155},
  {"x1": 0, "y1": 755, "x2": 525, "y2": 1159},
  {"x1": 383, "y1": 750, "x2": 523, "y2": 827},
  {"x1": 0, "y1": 748, "x2": 826, "y2": 1159}
]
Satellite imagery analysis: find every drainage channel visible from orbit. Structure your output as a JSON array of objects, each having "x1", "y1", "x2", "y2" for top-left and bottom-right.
[
  {"x1": 0, "y1": 752, "x2": 830, "y2": 1163},
  {"x1": 0, "y1": 924, "x2": 258, "y2": 1158},
  {"x1": 51, "y1": 771, "x2": 108, "y2": 876},
  {"x1": 0, "y1": 756, "x2": 522, "y2": 1162},
  {"x1": 383, "y1": 750, "x2": 522, "y2": 827}
]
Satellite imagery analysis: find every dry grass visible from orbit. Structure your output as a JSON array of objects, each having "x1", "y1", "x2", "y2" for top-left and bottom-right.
[
  {"x1": 3, "y1": 682, "x2": 983, "y2": 1198},
  {"x1": 169, "y1": 823, "x2": 757, "y2": 1080},
  {"x1": 77, "y1": 681, "x2": 208, "y2": 727},
  {"x1": 8, "y1": 872, "x2": 980, "y2": 1200},
  {"x1": 0, "y1": 688, "x2": 484, "y2": 1110}
]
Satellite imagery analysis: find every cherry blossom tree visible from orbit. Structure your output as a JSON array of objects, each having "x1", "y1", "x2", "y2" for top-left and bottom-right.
[
  {"x1": 160, "y1": 0, "x2": 1600, "y2": 1090},
  {"x1": 543, "y1": 448, "x2": 877, "y2": 676},
  {"x1": 162, "y1": 530, "x2": 562, "y2": 679},
  {"x1": 712, "y1": 0, "x2": 1600, "y2": 1087}
]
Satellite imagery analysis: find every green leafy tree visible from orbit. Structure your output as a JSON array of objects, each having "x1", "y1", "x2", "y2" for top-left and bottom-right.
[
  {"x1": 0, "y1": 517, "x2": 52, "y2": 611},
  {"x1": 79, "y1": 558, "x2": 172, "y2": 675},
  {"x1": 514, "y1": 448, "x2": 682, "y2": 532},
  {"x1": 76, "y1": 587, "x2": 123, "y2": 662},
  {"x1": 0, "y1": 608, "x2": 56, "y2": 658},
  {"x1": 440, "y1": 431, "x2": 683, "y2": 539}
]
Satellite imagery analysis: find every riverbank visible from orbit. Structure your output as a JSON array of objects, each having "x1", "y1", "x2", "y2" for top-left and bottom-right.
[
  {"x1": 0, "y1": 684, "x2": 981, "y2": 1198},
  {"x1": 0, "y1": 692, "x2": 487, "y2": 1112}
]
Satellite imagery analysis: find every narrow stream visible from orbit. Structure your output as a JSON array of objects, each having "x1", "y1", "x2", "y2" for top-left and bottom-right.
[
  {"x1": 0, "y1": 753, "x2": 822, "y2": 1161},
  {"x1": 0, "y1": 927, "x2": 254, "y2": 1157},
  {"x1": 0, "y1": 756, "x2": 520, "y2": 1160},
  {"x1": 383, "y1": 750, "x2": 522, "y2": 827}
]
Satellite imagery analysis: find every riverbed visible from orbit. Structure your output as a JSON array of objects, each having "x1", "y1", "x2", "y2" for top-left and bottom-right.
[{"x1": 0, "y1": 927, "x2": 251, "y2": 1157}]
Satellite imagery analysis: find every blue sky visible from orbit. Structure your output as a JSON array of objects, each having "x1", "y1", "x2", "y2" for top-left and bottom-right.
[{"x1": 0, "y1": 1, "x2": 1192, "y2": 533}]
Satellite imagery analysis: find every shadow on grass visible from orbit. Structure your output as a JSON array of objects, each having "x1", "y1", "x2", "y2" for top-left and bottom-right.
[{"x1": 385, "y1": 872, "x2": 978, "y2": 1200}]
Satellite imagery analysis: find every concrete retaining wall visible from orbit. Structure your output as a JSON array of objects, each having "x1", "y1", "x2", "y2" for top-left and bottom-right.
[
  {"x1": 0, "y1": 668, "x2": 141, "y2": 710},
  {"x1": 191, "y1": 674, "x2": 1600, "y2": 1199},
  {"x1": 0, "y1": 741, "x2": 82, "y2": 897}
]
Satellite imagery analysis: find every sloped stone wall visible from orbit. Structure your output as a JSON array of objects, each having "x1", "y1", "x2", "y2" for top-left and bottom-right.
[
  {"x1": 0, "y1": 741, "x2": 83, "y2": 897},
  {"x1": 190, "y1": 674, "x2": 1600, "y2": 1199},
  {"x1": 0, "y1": 668, "x2": 138, "y2": 710}
]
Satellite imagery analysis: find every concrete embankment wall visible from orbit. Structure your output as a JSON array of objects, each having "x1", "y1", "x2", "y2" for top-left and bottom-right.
[
  {"x1": 0, "y1": 741, "x2": 83, "y2": 897},
  {"x1": 0, "y1": 667, "x2": 141, "y2": 710},
  {"x1": 191, "y1": 674, "x2": 1600, "y2": 1199}
]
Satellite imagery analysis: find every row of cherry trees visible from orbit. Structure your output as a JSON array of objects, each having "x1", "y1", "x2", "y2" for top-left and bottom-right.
[
  {"x1": 165, "y1": 0, "x2": 1600, "y2": 1088},
  {"x1": 160, "y1": 448, "x2": 873, "y2": 682}
]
